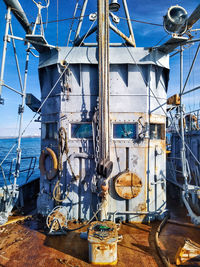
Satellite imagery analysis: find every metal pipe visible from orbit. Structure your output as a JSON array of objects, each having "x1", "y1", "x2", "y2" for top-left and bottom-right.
[
  {"x1": 187, "y1": 4, "x2": 200, "y2": 29},
  {"x1": 7, "y1": 34, "x2": 25, "y2": 41},
  {"x1": 3, "y1": 83, "x2": 24, "y2": 96},
  {"x1": 74, "y1": 0, "x2": 89, "y2": 42},
  {"x1": 186, "y1": 38, "x2": 200, "y2": 44},
  {"x1": 14, "y1": 44, "x2": 30, "y2": 193},
  {"x1": 182, "y1": 191, "x2": 200, "y2": 225},
  {"x1": 74, "y1": 25, "x2": 98, "y2": 46},
  {"x1": 182, "y1": 43, "x2": 200, "y2": 94},
  {"x1": 0, "y1": 7, "x2": 11, "y2": 104},
  {"x1": 109, "y1": 22, "x2": 135, "y2": 46},
  {"x1": 179, "y1": 46, "x2": 188, "y2": 185},
  {"x1": 3, "y1": 0, "x2": 32, "y2": 34},
  {"x1": 9, "y1": 22, "x2": 23, "y2": 92},
  {"x1": 186, "y1": 107, "x2": 200, "y2": 115},
  {"x1": 121, "y1": 0, "x2": 136, "y2": 46},
  {"x1": 80, "y1": 42, "x2": 125, "y2": 46},
  {"x1": 67, "y1": 0, "x2": 79, "y2": 47},
  {"x1": 7, "y1": 34, "x2": 56, "y2": 50},
  {"x1": 181, "y1": 85, "x2": 200, "y2": 96},
  {"x1": 108, "y1": 211, "x2": 161, "y2": 215},
  {"x1": 98, "y1": 0, "x2": 110, "y2": 162},
  {"x1": 98, "y1": 0, "x2": 110, "y2": 221}
]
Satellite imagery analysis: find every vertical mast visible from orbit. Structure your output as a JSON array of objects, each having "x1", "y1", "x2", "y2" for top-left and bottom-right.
[{"x1": 97, "y1": 0, "x2": 112, "y2": 178}]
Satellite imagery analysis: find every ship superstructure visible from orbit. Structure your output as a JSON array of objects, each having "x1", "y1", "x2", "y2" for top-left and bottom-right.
[
  {"x1": 35, "y1": 0, "x2": 169, "y2": 222},
  {"x1": 37, "y1": 45, "x2": 169, "y2": 221},
  {"x1": 0, "y1": 0, "x2": 200, "y2": 225}
]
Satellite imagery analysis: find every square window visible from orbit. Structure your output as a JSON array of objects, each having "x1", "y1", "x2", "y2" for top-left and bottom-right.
[
  {"x1": 42, "y1": 122, "x2": 57, "y2": 139},
  {"x1": 71, "y1": 123, "x2": 92, "y2": 139},
  {"x1": 150, "y1": 124, "x2": 165, "y2": 140},
  {"x1": 113, "y1": 124, "x2": 137, "y2": 139}
]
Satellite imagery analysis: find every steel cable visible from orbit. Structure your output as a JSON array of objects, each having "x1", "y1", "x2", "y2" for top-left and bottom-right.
[{"x1": 21, "y1": 19, "x2": 97, "y2": 137}]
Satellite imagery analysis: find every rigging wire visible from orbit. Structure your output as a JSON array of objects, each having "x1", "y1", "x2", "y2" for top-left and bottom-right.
[
  {"x1": 21, "y1": 19, "x2": 97, "y2": 137},
  {"x1": 111, "y1": 21, "x2": 200, "y2": 168},
  {"x1": 0, "y1": 142, "x2": 17, "y2": 167},
  {"x1": 42, "y1": 14, "x2": 90, "y2": 24},
  {"x1": 118, "y1": 16, "x2": 163, "y2": 27},
  {"x1": 112, "y1": 21, "x2": 168, "y2": 117},
  {"x1": 154, "y1": 34, "x2": 169, "y2": 47},
  {"x1": 43, "y1": 15, "x2": 162, "y2": 27}
]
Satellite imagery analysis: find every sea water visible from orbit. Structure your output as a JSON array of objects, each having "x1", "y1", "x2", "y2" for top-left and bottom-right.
[{"x1": 0, "y1": 137, "x2": 40, "y2": 187}]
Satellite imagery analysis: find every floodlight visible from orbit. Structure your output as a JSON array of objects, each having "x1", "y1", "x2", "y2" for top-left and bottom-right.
[
  {"x1": 163, "y1": 5, "x2": 188, "y2": 34},
  {"x1": 109, "y1": 0, "x2": 120, "y2": 12}
]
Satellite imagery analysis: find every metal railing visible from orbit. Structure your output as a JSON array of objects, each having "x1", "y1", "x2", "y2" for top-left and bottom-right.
[{"x1": 7, "y1": 156, "x2": 37, "y2": 184}]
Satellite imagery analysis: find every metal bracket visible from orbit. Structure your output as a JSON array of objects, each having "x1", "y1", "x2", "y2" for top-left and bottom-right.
[
  {"x1": 109, "y1": 11, "x2": 120, "y2": 24},
  {"x1": 0, "y1": 97, "x2": 4, "y2": 105}
]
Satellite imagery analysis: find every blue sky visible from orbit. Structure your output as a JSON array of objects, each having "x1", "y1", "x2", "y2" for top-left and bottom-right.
[{"x1": 0, "y1": 0, "x2": 200, "y2": 136}]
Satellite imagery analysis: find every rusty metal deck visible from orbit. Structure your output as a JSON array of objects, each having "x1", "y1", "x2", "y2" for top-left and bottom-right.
[
  {"x1": 0, "y1": 217, "x2": 163, "y2": 267},
  {"x1": 0, "y1": 213, "x2": 199, "y2": 267}
]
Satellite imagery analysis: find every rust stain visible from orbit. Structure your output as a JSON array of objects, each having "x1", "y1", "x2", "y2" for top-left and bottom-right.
[
  {"x1": 0, "y1": 216, "x2": 181, "y2": 267},
  {"x1": 88, "y1": 221, "x2": 118, "y2": 265},
  {"x1": 114, "y1": 171, "x2": 142, "y2": 200}
]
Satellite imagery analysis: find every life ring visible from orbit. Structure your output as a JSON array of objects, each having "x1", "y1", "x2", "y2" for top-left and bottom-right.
[{"x1": 39, "y1": 147, "x2": 58, "y2": 180}]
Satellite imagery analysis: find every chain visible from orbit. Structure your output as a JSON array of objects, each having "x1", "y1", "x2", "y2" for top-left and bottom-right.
[
  {"x1": 95, "y1": 98, "x2": 100, "y2": 167},
  {"x1": 91, "y1": 99, "x2": 101, "y2": 193}
]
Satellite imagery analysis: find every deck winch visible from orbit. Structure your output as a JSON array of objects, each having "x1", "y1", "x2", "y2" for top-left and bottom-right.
[{"x1": 46, "y1": 206, "x2": 68, "y2": 234}]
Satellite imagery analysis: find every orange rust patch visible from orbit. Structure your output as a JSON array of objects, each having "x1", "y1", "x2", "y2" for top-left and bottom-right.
[{"x1": 114, "y1": 171, "x2": 142, "y2": 200}]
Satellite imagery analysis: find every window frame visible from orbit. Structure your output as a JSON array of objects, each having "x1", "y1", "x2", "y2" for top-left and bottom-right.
[
  {"x1": 112, "y1": 122, "x2": 138, "y2": 140},
  {"x1": 70, "y1": 122, "x2": 93, "y2": 140},
  {"x1": 149, "y1": 123, "x2": 165, "y2": 140},
  {"x1": 41, "y1": 122, "x2": 58, "y2": 140}
]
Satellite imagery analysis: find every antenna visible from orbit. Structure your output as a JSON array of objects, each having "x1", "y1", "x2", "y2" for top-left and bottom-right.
[
  {"x1": 25, "y1": 0, "x2": 53, "y2": 53},
  {"x1": 32, "y1": 0, "x2": 50, "y2": 36}
]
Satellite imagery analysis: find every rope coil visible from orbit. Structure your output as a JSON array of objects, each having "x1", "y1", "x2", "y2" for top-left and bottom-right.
[{"x1": 53, "y1": 127, "x2": 78, "y2": 203}]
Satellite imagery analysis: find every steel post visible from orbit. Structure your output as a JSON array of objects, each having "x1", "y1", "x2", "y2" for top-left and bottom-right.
[
  {"x1": 13, "y1": 45, "x2": 30, "y2": 193},
  {"x1": 74, "y1": 0, "x2": 89, "y2": 42},
  {"x1": 0, "y1": 7, "x2": 11, "y2": 104},
  {"x1": 9, "y1": 23, "x2": 23, "y2": 92},
  {"x1": 98, "y1": 0, "x2": 110, "y2": 162},
  {"x1": 109, "y1": 22, "x2": 135, "y2": 46},
  {"x1": 182, "y1": 43, "x2": 200, "y2": 94},
  {"x1": 122, "y1": 0, "x2": 136, "y2": 46},
  {"x1": 179, "y1": 46, "x2": 188, "y2": 186}
]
